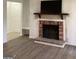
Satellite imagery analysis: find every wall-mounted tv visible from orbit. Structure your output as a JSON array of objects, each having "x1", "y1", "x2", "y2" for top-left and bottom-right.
[{"x1": 41, "y1": 0, "x2": 62, "y2": 14}]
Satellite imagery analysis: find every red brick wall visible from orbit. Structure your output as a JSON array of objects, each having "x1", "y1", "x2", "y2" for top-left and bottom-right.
[{"x1": 39, "y1": 20, "x2": 64, "y2": 40}]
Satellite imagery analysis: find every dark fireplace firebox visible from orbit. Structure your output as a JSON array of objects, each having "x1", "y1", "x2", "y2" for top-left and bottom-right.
[
  {"x1": 43, "y1": 24, "x2": 59, "y2": 40},
  {"x1": 39, "y1": 21, "x2": 64, "y2": 41}
]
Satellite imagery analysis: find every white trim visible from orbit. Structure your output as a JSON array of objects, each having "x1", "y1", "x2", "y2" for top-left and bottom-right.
[
  {"x1": 34, "y1": 41, "x2": 66, "y2": 48},
  {"x1": 39, "y1": 19, "x2": 64, "y2": 22},
  {"x1": 22, "y1": 27, "x2": 30, "y2": 30},
  {"x1": 63, "y1": 20, "x2": 66, "y2": 41}
]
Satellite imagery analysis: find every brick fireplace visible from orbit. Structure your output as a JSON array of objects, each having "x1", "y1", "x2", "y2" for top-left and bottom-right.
[{"x1": 39, "y1": 20, "x2": 64, "y2": 41}]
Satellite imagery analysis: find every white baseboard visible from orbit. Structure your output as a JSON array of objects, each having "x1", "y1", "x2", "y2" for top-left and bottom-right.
[{"x1": 66, "y1": 42, "x2": 76, "y2": 46}]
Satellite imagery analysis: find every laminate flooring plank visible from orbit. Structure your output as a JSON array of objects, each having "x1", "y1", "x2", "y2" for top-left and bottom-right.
[
  {"x1": 3, "y1": 36, "x2": 76, "y2": 59},
  {"x1": 4, "y1": 36, "x2": 29, "y2": 50}
]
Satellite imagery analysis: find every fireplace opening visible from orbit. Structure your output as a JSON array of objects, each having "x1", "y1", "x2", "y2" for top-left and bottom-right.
[{"x1": 43, "y1": 24, "x2": 59, "y2": 40}]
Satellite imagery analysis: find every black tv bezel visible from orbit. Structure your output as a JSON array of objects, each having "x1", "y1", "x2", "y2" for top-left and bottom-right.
[{"x1": 40, "y1": 0, "x2": 62, "y2": 14}]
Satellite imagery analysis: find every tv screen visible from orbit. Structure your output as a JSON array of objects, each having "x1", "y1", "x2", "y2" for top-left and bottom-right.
[{"x1": 41, "y1": 0, "x2": 62, "y2": 14}]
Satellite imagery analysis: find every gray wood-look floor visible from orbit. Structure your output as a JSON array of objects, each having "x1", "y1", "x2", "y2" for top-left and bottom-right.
[{"x1": 3, "y1": 36, "x2": 76, "y2": 59}]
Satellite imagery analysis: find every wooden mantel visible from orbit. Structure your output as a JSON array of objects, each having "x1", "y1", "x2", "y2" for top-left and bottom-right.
[{"x1": 34, "y1": 13, "x2": 69, "y2": 19}]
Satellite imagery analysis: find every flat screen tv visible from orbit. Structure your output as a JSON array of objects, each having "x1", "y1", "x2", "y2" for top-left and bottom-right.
[{"x1": 41, "y1": 0, "x2": 62, "y2": 14}]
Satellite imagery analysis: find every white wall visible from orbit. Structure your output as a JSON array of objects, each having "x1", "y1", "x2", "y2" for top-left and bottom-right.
[
  {"x1": 22, "y1": 0, "x2": 30, "y2": 29},
  {"x1": 29, "y1": 0, "x2": 76, "y2": 45},
  {"x1": 62, "y1": 0, "x2": 76, "y2": 45},
  {"x1": 29, "y1": 0, "x2": 40, "y2": 38},
  {"x1": 7, "y1": 1, "x2": 22, "y2": 34},
  {"x1": 3, "y1": 0, "x2": 7, "y2": 43}
]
